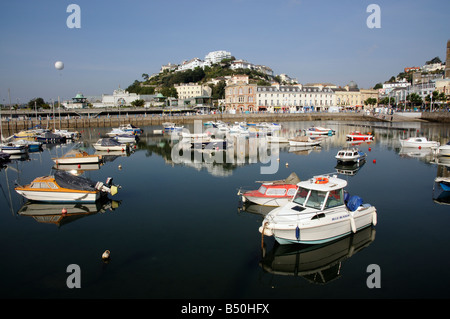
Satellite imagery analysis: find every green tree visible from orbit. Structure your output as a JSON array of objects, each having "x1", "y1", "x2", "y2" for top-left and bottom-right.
[
  {"x1": 131, "y1": 99, "x2": 145, "y2": 107},
  {"x1": 373, "y1": 83, "x2": 382, "y2": 90},
  {"x1": 28, "y1": 97, "x2": 46, "y2": 108},
  {"x1": 406, "y1": 93, "x2": 422, "y2": 107},
  {"x1": 364, "y1": 97, "x2": 377, "y2": 107}
]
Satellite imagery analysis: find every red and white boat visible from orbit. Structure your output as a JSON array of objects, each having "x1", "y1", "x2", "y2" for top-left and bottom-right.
[
  {"x1": 346, "y1": 131, "x2": 374, "y2": 141},
  {"x1": 238, "y1": 173, "x2": 300, "y2": 207}
]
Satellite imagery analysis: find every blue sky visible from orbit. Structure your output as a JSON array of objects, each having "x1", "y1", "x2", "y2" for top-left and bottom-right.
[{"x1": 0, "y1": 0, "x2": 449, "y2": 103}]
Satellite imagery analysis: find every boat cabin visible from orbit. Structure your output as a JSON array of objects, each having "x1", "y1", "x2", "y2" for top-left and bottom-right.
[
  {"x1": 257, "y1": 184, "x2": 297, "y2": 197},
  {"x1": 337, "y1": 150, "x2": 360, "y2": 158},
  {"x1": 292, "y1": 176, "x2": 347, "y2": 211}
]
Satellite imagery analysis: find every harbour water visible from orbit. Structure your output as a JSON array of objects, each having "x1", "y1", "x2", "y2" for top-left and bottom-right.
[{"x1": 0, "y1": 120, "x2": 449, "y2": 300}]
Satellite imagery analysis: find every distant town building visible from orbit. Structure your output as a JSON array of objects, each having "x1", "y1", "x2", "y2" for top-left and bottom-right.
[
  {"x1": 382, "y1": 79, "x2": 410, "y2": 89},
  {"x1": 404, "y1": 67, "x2": 421, "y2": 73},
  {"x1": 160, "y1": 62, "x2": 178, "y2": 73},
  {"x1": 174, "y1": 83, "x2": 212, "y2": 100},
  {"x1": 94, "y1": 87, "x2": 148, "y2": 107},
  {"x1": 225, "y1": 76, "x2": 257, "y2": 113},
  {"x1": 333, "y1": 81, "x2": 362, "y2": 108},
  {"x1": 63, "y1": 92, "x2": 88, "y2": 109},
  {"x1": 445, "y1": 39, "x2": 450, "y2": 78},
  {"x1": 177, "y1": 57, "x2": 204, "y2": 72},
  {"x1": 435, "y1": 78, "x2": 450, "y2": 95},
  {"x1": 255, "y1": 84, "x2": 335, "y2": 112}
]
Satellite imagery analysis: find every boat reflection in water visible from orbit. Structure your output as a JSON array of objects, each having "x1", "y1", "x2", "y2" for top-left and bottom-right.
[
  {"x1": 335, "y1": 160, "x2": 366, "y2": 176},
  {"x1": 17, "y1": 198, "x2": 121, "y2": 227},
  {"x1": 238, "y1": 202, "x2": 277, "y2": 216},
  {"x1": 259, "y1": 226, "x2": 376, "y2": 284}
]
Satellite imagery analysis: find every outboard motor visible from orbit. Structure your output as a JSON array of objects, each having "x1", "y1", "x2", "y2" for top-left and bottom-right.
[{"x1": 105, "y1": 177, "x2": 113, "y2": 187}]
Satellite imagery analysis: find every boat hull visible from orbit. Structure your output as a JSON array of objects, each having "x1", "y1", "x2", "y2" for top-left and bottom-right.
[
  {"x1": 288, "y1": 140, "x2": 321, "y2": 147},
  {"x1": 53, "y1": 156, "x2": 101, "y2": 165},
  {"x1": 242, "y1": 195, "x2": 292, "y2": 207},
  {"x1": 261, "y1": 206, "x2": 377, "y2": 245},
  {"x1": 0, "y1": 146, "x2": 27, "y2": 154},
  {"x1": 15, "y1": 189, "x2": 101, "y2": 202},
  {"x1": 346, "y1": 135, "x2": 373, "y2": 141},
  {"x1": 93, "y1": 145, "x2": 128, "y2": 151}
]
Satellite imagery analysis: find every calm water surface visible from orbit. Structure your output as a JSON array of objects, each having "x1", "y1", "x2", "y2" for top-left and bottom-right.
[{"x1": 0, "y1": 120, "x2": 449, "y2": 299}]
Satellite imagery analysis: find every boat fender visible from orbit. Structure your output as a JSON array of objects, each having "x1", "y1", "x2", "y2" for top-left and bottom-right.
[
  {"x1": 295, "y1": 226, "x2": 300, "y2": 240},
  {"x1": 372, "y1": 211, "x2": 377, "y2": 226},
  {"x1": 110, "y1": 185, "x2": 118, "y2": 196},
  {"x1": 350, "y1": 216, "x2": 356, "y2": 233},
  {"x1": 102, "y1": 250, "x2": 110, "y2": 260},
  {"x1": 315, "y1": 177, "x2": 329, "y2": 184}
]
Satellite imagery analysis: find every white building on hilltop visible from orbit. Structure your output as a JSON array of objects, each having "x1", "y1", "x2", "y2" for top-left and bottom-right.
[{"x1": 204, "y1": 50, "x2": 231, "y2": 65}]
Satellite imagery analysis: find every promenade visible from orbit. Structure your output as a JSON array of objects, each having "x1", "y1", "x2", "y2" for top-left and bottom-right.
[{"x1": 0, "y1": 110, "x2": 449, "y2": 133}]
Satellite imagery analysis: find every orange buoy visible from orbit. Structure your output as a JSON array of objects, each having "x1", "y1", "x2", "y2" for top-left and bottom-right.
[
  {"x1": 368, "y1": 147, "x2": 371, "y2": 152},
  {"x1": 373, "y1": 159, "x2": 376, "y2": 164}
]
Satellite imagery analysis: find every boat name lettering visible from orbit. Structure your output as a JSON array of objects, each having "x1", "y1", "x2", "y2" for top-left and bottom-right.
[{"x1": 332, "y1": 214, "x2": 349, "y2": 221}]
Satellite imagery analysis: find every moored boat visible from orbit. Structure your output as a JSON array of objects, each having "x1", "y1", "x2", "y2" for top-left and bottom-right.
[
  {"x1": 36, "y1": 132, "x2": 67, "y2": 144},
  {"x1": 306, "y1": 126, "x2": 335, "y2": 136},
  {"x1": 346, "y1": 131, "x2": 374, "y2": 141},
  {"x1": 399, "y1": 137, "x2": 440, "y2": 148},
  {"x1": 238, "y1": 172, "x2": 300, "y2": 207},
  {"x1": 335, "y1": 148, "x2": 366, "y2": 163},
  {"x1": 288, "y1": 136, "x2": 322, "y2": 147},
  {"x1": 53, "y1": 149, "x2": 102, "y2": 165},
  {"x1": 119, "y1": 124, "x2": 143, "y2": 135},
  {"x1": 0, "y1": 142, "x2": 28, "y2": 154},
  {"x1": 93, "y1": 138, "x2": 129, "y2": 152},
  {"x1": 12, "y1": 139, "x2": 42, "y2": 152},
  {"x1": 113, "y1": 134, "x2": 138, "y2": 143},
  {"x1": 259, "y1": 174, "x2": 377, "y2": 245},
  {"x1": 438, "y1": 141, "x2": 450, "y2": 156},
  {"x1": 14, "y1": 170, "x2": 120, "y2": 203}
]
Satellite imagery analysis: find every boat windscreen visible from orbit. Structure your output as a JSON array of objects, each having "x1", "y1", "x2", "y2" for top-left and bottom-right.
[
  {"x1": 54, "y1": 170, "x2": 97, "y2": 191},
  {"x1": 100, "y1": 138, "x2": 122, "y2": 146}
]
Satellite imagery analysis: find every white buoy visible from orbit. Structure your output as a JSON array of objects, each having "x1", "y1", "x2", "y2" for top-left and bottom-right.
[
  {"x1": 102, "y1": 250, "x2": 110, "y2": 260},
  {"x1": 118, "y1": 164, "x2": 122, "y2": 170}
]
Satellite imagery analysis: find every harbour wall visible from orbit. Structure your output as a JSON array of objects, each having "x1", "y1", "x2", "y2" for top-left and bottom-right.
[
  {"x1": 1, "y1": 112, "x2": 384, "y2": 132},
  {"x1": 1, "y1": 111, "x2": 449, "y2": 133}
]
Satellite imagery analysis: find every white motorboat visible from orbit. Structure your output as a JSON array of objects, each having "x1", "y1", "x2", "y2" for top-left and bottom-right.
[
  {"x1": 15, "y1": 170, "x2": 120, "y2": 203},
  {"x1": 113, "y1": 134, "x2": 138, "y2": 143},
  {"x1": 53, "y1": 149, "x2": 102, "y2": 165},
  {"x1": 305, "y1": 126, "x2": 335, "y2": 136},
  {"x1": 335, "y1": 148, "x2": 366, "y2": 163},
  {"x1": 54, "y1": 129, "x2": 80, "y2": 139},
  {"x1": 288, "y1": 136, "x2": 322, "y2": 147},
  {"x1": 399, "y1": 137, "x2": 440, "y2": 148},
  {"x1": 438, "y1": 142, "x2": 450, "y2": 156},
  {"x1": 259, "y1": 174, "x2": 377, "y2": 245},
  {"x1": 12, "y1": 139, "x2": 42, "y2": 152},
  {"x1": 106, "y1": 128, "x2": 130, "y2": 137},
  {"x1": 119, "y1": 124, "x2": 142, "y2": 135},
  {"x1": 93, "y1": 138, "x2": 129, "y2": 152},
  {"x1": 0, "y1": 143, "x2": 28, "y2": 154}
]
